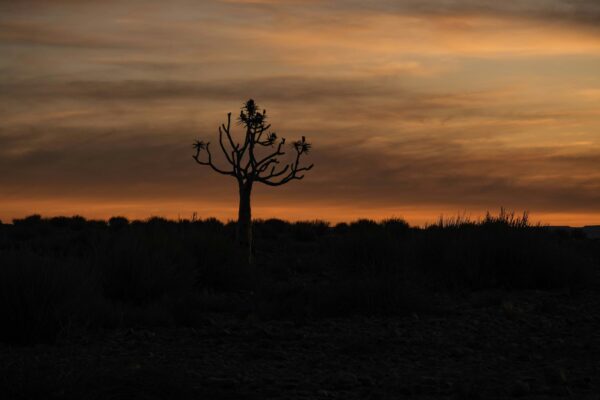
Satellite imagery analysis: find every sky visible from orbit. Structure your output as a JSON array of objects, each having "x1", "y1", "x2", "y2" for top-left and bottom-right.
[{"x1": 1, "y1": 0, "x2": 599, "y2": 226}]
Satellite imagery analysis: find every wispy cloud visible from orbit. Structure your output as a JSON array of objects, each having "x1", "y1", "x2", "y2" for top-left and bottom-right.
[{"x1": 1, "y1": 0, "x2": 599, "y2": 224}]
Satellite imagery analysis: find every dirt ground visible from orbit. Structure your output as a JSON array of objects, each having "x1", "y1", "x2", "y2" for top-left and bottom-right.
[{"x1": 1, "y1": 289, "x2": 599, "y2": 400}]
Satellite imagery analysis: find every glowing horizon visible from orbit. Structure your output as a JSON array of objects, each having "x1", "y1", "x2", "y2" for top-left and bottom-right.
[
  {"x1": 1, "y1": 1, "x2": 600, "y2": 226},
  {"x1": 2, "y1": 198, "x2": 599, "y2": 228}
]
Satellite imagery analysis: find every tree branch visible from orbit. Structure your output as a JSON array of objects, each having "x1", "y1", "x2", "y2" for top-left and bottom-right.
[
  {"x1": 218, "y1": 128, "x2": 234, "y2": 165},
  {"x1": 221, "y1": 113, "x2": 238, "y2": 151},
  {"x1": 257, "y1": 164, "x2": 290, "y2": 181},
  {"x1": 255, "y1": 124, "x2": 271, "y2": 144},
  {"x1": 255, "y1": 145, "x2": 314, "y2": 186},
  {"x1": 255, "y1": 138, "x2": 286, "y2": 168},
  {"x1": 193, "y1": 100, "x2": 313, "y2": 189},
  {"x1": 192, "y1": 142, "x2": 236, "y2": 176}
]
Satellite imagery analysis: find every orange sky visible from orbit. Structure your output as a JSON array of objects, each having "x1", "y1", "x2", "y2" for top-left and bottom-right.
[{"x1": 1, "y1": 0, "x2": 600, "y2": 226}]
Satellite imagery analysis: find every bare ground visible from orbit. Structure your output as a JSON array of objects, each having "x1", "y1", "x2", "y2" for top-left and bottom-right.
[{"x1": 2, "y1": 289, "x2": 600, "y2": 400}]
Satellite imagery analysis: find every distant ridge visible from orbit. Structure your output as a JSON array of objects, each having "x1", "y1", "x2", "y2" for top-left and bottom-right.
[{"x1": 547, "y1": 225, "x2": 600, "y2": 239}]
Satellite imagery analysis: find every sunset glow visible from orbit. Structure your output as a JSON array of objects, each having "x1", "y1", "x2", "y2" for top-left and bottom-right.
[{"x1": 1, "y1": 0, "x2": 599, "y2": 225}]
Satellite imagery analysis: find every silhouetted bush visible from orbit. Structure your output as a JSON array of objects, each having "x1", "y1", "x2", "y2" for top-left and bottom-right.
[
  {"x1": 0, "y1": 211, "x2": 597, "y2": 345},
  {"x1": 290, "y1": 220, "x2": 329, "y2": 242},
  {"x1": 199, "y1": 217, "x2": 225, "y2": 230},
  {"x1": 99, "y1": 230, "x2": 196, "y2": 305},
  {"x1": 0, "y1": 250, "x2": 104, "y2": 345},
  {"x1": 333, "y1": 222, "x2": 349, "y2": 234},
  {"x1": 108, "y1": 216, "x2": 129, "y2": 230},
  {"x1": 382, "y1": 217, "x2": 410, "y2": 235},
  {"x1": 416, "y1": 212, "x2": 594, "y2": 290},
  {"x1": 12, "y1": 214, "x2": 42, "y2": 226},
  {"x1": 257, "y1": 218, "x2": 289, "y2": 240}
]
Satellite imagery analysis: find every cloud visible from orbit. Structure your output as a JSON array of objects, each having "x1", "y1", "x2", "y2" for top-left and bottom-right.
[
  {"x1": 1, "y1": 0, "x2": 599, "y2": 223},
  {"x1": 0, "y1": 76, "x2": 560, "y2": 125},
  {"x1": 0, "y1": 21, "x2": 143, "y2": 49},
  {"x1": 239, "y1": 0, "x2": 600, "y2": 29},
  {"x1": 3, "y1": 0, "x2": 599, "y2": 59},
  {"x1": 2, "y1": 121, "x2": 599, "y2": 216},
  {"x1": 0, "y1": 76, "x2": 398, "y2": 102}
]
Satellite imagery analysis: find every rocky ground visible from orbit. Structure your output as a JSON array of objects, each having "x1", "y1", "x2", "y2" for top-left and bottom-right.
[{"x1": 1, "y1": 289, "x2": 600, "y2": 400}]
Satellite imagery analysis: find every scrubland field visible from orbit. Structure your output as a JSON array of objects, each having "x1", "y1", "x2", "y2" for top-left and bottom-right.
[{"x1": 1, "y1": 212, "x2": 599, "y2": 399}]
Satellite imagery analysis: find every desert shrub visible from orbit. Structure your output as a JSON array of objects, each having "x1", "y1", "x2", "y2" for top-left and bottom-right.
[
  {"x1": 291, "y1": 220, "x2": 330, "y2": 242},
  {"x1": 0, "y1": 250, "x2": 104, "y2": 345},
  {"x1": 254, "y1": 218, "x2": 289, "y2": 240},
  {"x1": 170, "y1": 219, "x2": 246, "y2": 289},
  {"x1": 198, "y1": 217, "x2": 225, "y2": 231},
  {"x1": 0, "y1": 224, "x2": 8, "y2": 247},
  {"x1": 223, "y1": 220, "x2": 238, "y2": 238},
  {"x1": 12, "y1": 214, "x2": 43, "y2": 226},
  {"x1": 350, "y1": 218, "x2": 379, "y2": 230},
  {"x1": 0, "y1": 215, "x2": 258, "y2": 343},
  {"x1": 49, "y1": 215, "x2": 84, "y2": 229},
  {"x1": 382, "y1": 217, "x2": 410, "y2": 235},
  {"x1": 333, "y1": 222, "x2": 349, "y2": 234},
  {"x1": 417, "y1": 216, "x2": 594, "y2": 290},
  {"x1": 99, "y1": 227, "x2": 197, "y2": 305},
  {"x1": 325, "y1": 223, "x2": 409, "y2": 275},
  {"x1": 108, "y1": 216, "x2": 129, "y2": 230},
  {"x1": 0, "y1": 210, "x2": 596, "y2": 344},
  {"x1": 324, "y1": 211, "x2": 594, "y2": 291}
]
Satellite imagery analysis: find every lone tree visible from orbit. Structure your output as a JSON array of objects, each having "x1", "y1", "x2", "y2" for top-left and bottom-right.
[{"x1": 193, "y1": 99, "x2": 313, "y2": 257}]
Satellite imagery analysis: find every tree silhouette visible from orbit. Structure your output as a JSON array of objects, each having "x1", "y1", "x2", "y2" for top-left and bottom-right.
[{"x1": 193, "y1": 99, "x2": 313, "y2": 259}]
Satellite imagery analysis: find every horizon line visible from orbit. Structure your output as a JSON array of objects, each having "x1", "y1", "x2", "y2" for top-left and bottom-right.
[{"x1": 4, "y1": 212, "x2": 600, "y2": 229}]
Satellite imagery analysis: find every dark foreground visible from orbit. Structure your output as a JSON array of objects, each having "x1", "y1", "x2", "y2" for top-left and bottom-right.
[
  {"x1": 2, "y1": 288, "x2": 599, "y2": 400},
  {"x1": 1, "y1": 214, "x2": 600, "y2": 398}
]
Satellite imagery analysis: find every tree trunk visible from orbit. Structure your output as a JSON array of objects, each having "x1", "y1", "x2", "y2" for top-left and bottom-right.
[{"x1": 237, "y1": 182, "x2": 253, "y2": 263}]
